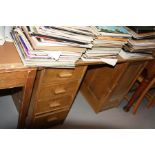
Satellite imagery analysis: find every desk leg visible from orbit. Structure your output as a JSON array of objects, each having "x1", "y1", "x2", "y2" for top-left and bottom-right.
[{"x1": 17, "y1": 69, "x2": 36, "y2": 129}]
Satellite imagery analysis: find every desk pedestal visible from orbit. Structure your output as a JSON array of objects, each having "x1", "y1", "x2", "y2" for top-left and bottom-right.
[{"x1": 81, "y1": 61, "x2": 148, "y2": 113}]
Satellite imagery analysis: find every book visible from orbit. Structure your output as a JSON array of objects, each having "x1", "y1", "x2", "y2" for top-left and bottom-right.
[
  {"x1": 12, "y1": 27, "x2": 84, "y2": 67},
  {"x1": 126, "y1": 27, "x2": 155, "y2": 39},
  {"x1": 29, "y1": 26, "x2": 94, "y2": 44},
  {"x1": 91, "y1": 26, "x2": 131, "y2": 37},
  {"x1": 22, "y1": 26, "x2": 90, "y2": 51},
  {"x1": 128, "y1": 26, "x2": 155, "y2": 34},
  {"x1": 123, "y1": 44, "x2": 155, "y2": 53},
  {"x1": 119, "y1": 49, "x2": 153, "y2": 59},
  {"x1": 12, "y1": 32, "x2": 76, "y2": 67},
  {"x1": 96, "y1": 36, "x2": 128, "y2": 42}
]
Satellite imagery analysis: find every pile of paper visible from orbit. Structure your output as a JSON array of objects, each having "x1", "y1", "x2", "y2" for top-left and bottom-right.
[
  {"x1": 119, "y1": 49, "x2": 153, "y2": 60},
  {"x1": 11, "y1": 26, "x2": 95, "y2": 67},
  {"x1": 122, "y1": 27, "x2": 155, "y2": 58},
  {"x1": 82, "y1": 26, "x2": 131, "y2": 66},
  {"x1": 0, "y1": 26, "x2": 13, "y2": 45}
]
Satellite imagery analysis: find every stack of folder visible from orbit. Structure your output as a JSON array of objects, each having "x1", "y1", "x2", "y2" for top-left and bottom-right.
[
  {"x1": 11, "y1": 26, "x2": 95, "y2": 67},
  {"x1": 82, "y1": 26, "x2": 131, "y2": 62},
  {"x1": 122, "y1": 27, "x2": 155, "y2": 58}
]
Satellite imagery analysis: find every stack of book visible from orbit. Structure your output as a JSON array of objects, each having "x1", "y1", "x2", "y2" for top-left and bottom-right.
[
  {"x1": 11, "y1": 26, "x2": 94, "y2": 67},
  {"x1": 126, "y1": 26, "x2": 155, "y2": 39},
  {"x1": 121, "y1": 26, "x2": 155, "y2": 59},
  {"x1": 82, "y1": 26, "x2": 131, "y2": 62}
]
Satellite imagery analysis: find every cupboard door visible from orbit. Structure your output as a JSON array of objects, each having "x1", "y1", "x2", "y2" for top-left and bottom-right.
[
  {"x1": 81, "y1": 61, "x2": 147, "y2": 113},
  {"x1": 81, "y1": 63, "x2": 128, "y2": 112},
  {"x1": 101, "y1": 61, "x2": 147, "y2": 110}
]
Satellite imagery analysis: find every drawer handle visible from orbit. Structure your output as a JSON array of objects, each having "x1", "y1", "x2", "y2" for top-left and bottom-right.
[
  {"x1": 58, "y1": 72, "x2": 73, "y2": 78},
  {"x1": 47, "y1": 117, "x2": 58, "y2": 122},
  {"x1": 54, "y1": 88, "x2": 66, "y2": 95},
  {"x1": 49, "y1": 102, "x2": 61, "y2": 108}
]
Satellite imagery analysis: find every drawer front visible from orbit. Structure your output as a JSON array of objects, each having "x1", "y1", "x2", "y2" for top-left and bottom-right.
[
  {"x1": 33, "y1": 110, "x2": 68, "y2": 128},
  {"x1": 38, "y1": 81, "x2": 79, "y2": 101},
  {"x1": 41, "y1": 67, "x2": 85, "y2": 85},
  {"x1": 0, "y1": 71, "x2": 27, "y2": 89},
  {"x1": 35, "y1": 95, "x2": 72, "y2": 115}
]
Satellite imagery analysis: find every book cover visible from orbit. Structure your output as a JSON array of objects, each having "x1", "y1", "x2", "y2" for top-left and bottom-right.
[
  {"x1": 128, "y1": 26, "x2": 155, "y2": 34},
  {"x1": 96, "y1": 26, "x2": 129, "y2": 34}
]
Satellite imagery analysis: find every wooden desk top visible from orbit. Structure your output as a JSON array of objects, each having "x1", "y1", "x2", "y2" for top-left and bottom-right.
[
  {"x1": 0, "y1": 42, "x2": 153, "y2": 70},
  {"x1": 0, "y1": 42, "x2": 26, "y2": 70}
]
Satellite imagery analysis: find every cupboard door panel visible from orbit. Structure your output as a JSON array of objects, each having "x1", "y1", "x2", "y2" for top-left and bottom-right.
[
  {"x1": 102, "y1": 61, "x2": 147, "y2": 110},
  {"x1": 88, "y1": 64, "x2": 127, "y2": 100}
]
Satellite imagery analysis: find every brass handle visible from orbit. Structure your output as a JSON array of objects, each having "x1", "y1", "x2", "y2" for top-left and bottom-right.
[
  {"x1": 49, "y1": 102, "x2": 61, "y2": 108},
  {"x1": 58, "y1": 72, "x2": 73, "y2": 78},
  {"x1": 54, "y1": 88, "x2": 66, "y2": 94},
  {"x1": 47, "y1": 117, "x2": 58, "y2": 122}
]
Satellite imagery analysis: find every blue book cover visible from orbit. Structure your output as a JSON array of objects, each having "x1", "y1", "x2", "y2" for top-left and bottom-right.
[{"x1": 96, "y1": 26, "x2": 129, "y2": 34}]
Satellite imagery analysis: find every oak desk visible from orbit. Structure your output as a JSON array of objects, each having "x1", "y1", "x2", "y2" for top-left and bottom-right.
[
  {"x1": 0, "y1": 42, "x2": 36, "y2": 128},
  {"x1": 26, "y1": 55, "x2": 152, "y2": 128},
  {"x1": 0, "y1": 43, "x2": 152, "y2": 128}
]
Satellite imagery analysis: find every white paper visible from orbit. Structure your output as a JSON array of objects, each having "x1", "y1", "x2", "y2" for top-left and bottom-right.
[
  {"x1": 48, "y1": 52, "x2": 61, "y2": 60},
  {"x1": 5, "y1": 26, "x2": 13, "y2": 42},
  {"x1": 101, "y1": 58, "x2": 118, "y2": 66},
  {"x1": 81, "y1": 57, "x2": 102, "y2": 62},
  {"x1": 0, "y1": 26, "x2": 5, "y2": 45}
]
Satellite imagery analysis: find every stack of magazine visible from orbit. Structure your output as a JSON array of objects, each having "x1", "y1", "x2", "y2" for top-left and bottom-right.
[
  {"x1": 82, "y1": 26, "x2": 131, "y2": 62},
  {"x1": 121, "y1": 26, "x2": 155, "y2": 59},
  {"x1": 11, "y1": 26, "x2": 94, "y2": 67}
]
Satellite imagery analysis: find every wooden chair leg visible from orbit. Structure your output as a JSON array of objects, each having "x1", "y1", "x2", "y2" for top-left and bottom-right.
[
  {"x1": 123, "y1": 78, "x2": 149, "y2": 112},
  {"x1": 17, "y1": 69, "x2": 36, "y2": 128},
  {"x1": 133, "y1": 78, "x2": 155, "y2": 114}
]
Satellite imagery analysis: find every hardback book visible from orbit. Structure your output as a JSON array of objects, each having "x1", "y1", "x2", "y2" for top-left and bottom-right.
[
  {"x1": 96, "y1": 36, "x2": 128, "y2": 42},
  {"x1": 128, "y1": 39, "x2": 155, "y2": 47},
  {"x1": 126, "y1": 27, "x2": 155, "y2": 39},
  {"x1": 119, "y1": 49, "x2": 152, "y2": 59},
  {"x1": 91, "y1": 26, "x2": 131, "y2": 37},
  {"x1": 123, "y1": 44, "x2": 155, "y2": 53},
  {"x1": 128, "y1": 26, "x2": 155, "y2": 34}
]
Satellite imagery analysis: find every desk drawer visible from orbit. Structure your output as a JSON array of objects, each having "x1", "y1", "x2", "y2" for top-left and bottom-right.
[
  {"x1": 0, "y1": 71, "x2": 27, "y2": 89},
  {"x1": 41, "y1": 67, "x2": 85, "y2": 85},
  {"x1": 35, "y1": 95, "x2": 72, "y2": 115},
  {"x1": 38, "y1": 81, "x2": 79, "y2": 101},
  {"x1": 33, "y1": 109, "x2": 68, "y2": 128}
]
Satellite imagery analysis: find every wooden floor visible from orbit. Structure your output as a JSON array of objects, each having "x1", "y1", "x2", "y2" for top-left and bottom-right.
[{"x1": 0, "y1": 92, "x2": 155, "y2": 129}]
